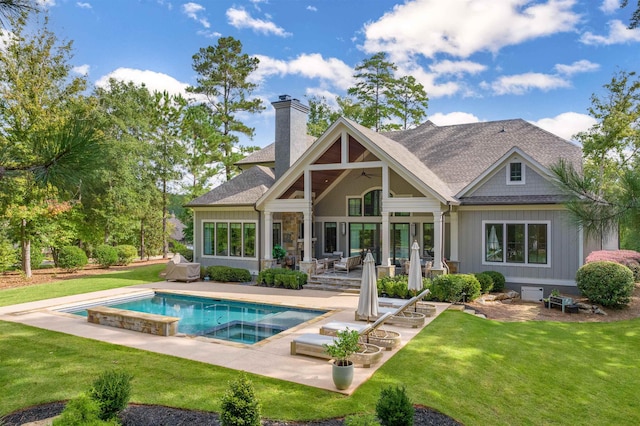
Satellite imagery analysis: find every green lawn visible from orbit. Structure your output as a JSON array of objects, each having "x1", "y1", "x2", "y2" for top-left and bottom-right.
[
  {"x1": 0, "y1": 263, "x2": 166, "y2": 307},
  {"x1": 2, "y1": 267, "x2": 640, "y2": 424}
]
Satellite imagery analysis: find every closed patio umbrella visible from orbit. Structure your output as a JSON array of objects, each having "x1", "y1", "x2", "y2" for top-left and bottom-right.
[
  {"x1": 408, "y1": 240, "x2": 422, "y2": 297},
  {"x1": 357, "y1": 250, "x2": 378, "y2": 322}
]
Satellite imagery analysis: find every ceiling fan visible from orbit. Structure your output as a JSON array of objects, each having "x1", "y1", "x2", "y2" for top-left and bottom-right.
[{"x1": 356, "y1": 151, "x2": 379, "y2": 179}]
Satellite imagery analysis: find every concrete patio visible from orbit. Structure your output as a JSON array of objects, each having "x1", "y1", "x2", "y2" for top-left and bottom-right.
[{"x1": 0, "y1": 281, "x2": 448, "y2": 394}]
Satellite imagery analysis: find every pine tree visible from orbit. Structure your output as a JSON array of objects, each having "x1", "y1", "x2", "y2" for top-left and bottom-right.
[{"x1": 188, "y1": 36, "x2": 264, "y2": 182}]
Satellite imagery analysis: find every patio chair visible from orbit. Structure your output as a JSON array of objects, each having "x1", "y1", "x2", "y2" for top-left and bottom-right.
[
  {"x1": 319, "y1": 312, "x2": 400, "y2": 350},
  {"x1": 355, "y1": 289, "x2": 431, "y2": 328},
  {"x1": 290, "y1": 323, "x2": 384, "y2": 368}
]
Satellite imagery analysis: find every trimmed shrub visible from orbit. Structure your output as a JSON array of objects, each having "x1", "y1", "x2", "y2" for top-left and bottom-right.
[
  {"x1": 474, "y1": 272, "x2": 494, "y2": 294},
  {"x1": 377, "y1": 275, "x2": 430, "y2": 299},
  {"x1": 115, "y1": 245, "x2": 137, "y2": 265},
  {"x1": 0, "y1": 238, "x2": 17, "y2": 273},
  {"x1": 586, "y1": 249, "x2": 640, "y2": 282},
  {"x1": 57, "y1": 246, "x2": 88, "y2": 272},
  {"x1": 206, "y1": 265, "x2": 252, "y2": 283},
  {"x1": 94, "y1": 244, "x2": 118, "y2": 268},
  {"x1": 376, "y1": 385, "x2": 414, "y2": 426},
  {"x1": 576, "y1": 261, "x2": 634, "y2": 308},
  {"x1": 483, "y1": 270, "x2": 505, "y2": 292},
  {"x1": 256, "y1": 268, "x2": 307, "y2": 289},
  {"x1": 88, "y1": 369, "x2": 133, "y2": 421},
  {"x1": 52, "y1": 393, "x2": 115, "y2": 426},
  {"x1": 171, "y1": 240, "x2": 193, "y2": 262},
  {"x1": 431, "y1": 274, "x2": 481, "y2": 302},
  {"x1": 220, "y1": 373, "x2": 261, "y2": 426}
]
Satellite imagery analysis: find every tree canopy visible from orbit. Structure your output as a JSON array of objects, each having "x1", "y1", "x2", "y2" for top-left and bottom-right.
[
  {"x1": 187, "y1": 36, "x2": 263, "y2": 182},
  {"x1": 552, "y1": 70, "x2": 640, "y2": 248}
]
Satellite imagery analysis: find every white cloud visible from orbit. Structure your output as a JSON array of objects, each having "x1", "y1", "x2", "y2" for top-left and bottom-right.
[
  {"x1": 531, "y1": 112, "x2": 596, "y2": 141},
  {"x1": 395, "y1": 63, "x2": 463, "y2": 98},
  {"x1": 289, "y1": 54, "x2": 353, "y2": 89},
  {"x1": 76, "y1": 2, "x2": 91, "y2": 9},
  {"x1": 554, "y1": 59, "x2": 600, "y2": 75},
  {"x1": 72, "y1": 64, "x2": 90, "y2": 75},
  {"x1": 252, "y1": 54, "x2": 353, "y2": 90},
  {"x1": 600, "y1": 0, "x2": 620, "y2": 13},
  {"x1": 487, "y1": 73, "x2": 570, "y2": 95},
  {"x1": 182, "y1": 2, "x2": 210, "y2": 29},
  {"x1": 307, "y1": 6, "x2": 317, "y2": 12},
  {"x1": 157, "y1": 0, "x2": 172, "y2": 10},
  {"x1": 226, "y1": 8, "x2": 291, "y2": 37},
  {"x1": 197, "y1": 30, "x2": 222, "y2": 39},
  {"x1": 429, "y1": 111, "x2": 481, "y2": 126},
  {"x1": 36, "y1": 0, "x2": 55, "y2": 7},
  {"x1": 362, "y1": 0, "x2": 579, "y2": 60},
  {"x1": 95, "y1": 68, "x2": 190, "y2": 98},
  {"x1": 429, "y1": 60, "x2": 487, "y2": 77},
  {"x1": 580, "y1": 19, "x2": 640, "y2": 45}
]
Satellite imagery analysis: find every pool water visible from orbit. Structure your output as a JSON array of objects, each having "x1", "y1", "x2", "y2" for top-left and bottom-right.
[{"x1": 65, "y1": 292, "x2": 326, "y2": 344}]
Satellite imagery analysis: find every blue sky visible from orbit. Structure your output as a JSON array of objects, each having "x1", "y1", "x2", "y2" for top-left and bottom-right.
[{"x1": 37, "y1": 0, "x2": 640, "y2": 148}]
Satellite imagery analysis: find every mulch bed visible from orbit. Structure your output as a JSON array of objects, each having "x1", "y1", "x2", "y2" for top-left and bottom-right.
[{"x1": 2, "y1": 402, "x2": 462, "y2": 425}]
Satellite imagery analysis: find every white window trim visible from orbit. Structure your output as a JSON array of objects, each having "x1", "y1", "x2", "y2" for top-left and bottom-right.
[
  {"x1": 481, "y1": 220, "x2": 551, "y2": 268},
  {"x1": 202, "y1": 220, "x2": 259, "y2": 260},
  {"x1": 506, "y1": 161, "x2": 526, "y2": 185}
]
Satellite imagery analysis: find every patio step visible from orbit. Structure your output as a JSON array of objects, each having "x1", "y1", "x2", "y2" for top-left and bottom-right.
[{"x1": 305, "y1": 274, "x2": 362, "y2": 293}]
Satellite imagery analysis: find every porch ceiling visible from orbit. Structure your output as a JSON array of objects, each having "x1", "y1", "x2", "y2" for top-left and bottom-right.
[{"x1": 279, "y1": 136, "x2": 373, "y2": 199}]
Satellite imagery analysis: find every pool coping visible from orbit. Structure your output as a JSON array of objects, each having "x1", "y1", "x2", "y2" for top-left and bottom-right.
[{"x1": 0, "y1": 281, "x2": 449, "y2": 395}]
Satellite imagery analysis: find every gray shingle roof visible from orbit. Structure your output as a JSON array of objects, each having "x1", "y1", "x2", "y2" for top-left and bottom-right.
[
  {"x1": 185, "y1": 166, "x2": 274, "y2": 207},
  {"x1": 384, "y1": 119, "x2": 582, "y2": 195},
  {"x1": 343, "y1": 118, "x2": 457, "y2": 202},
  {"x1": 190, "y1": 118, "x2": 582, "y2": 208},
  {"x1": 235, "y1": 143, "x2": 275, "y2": 166}
]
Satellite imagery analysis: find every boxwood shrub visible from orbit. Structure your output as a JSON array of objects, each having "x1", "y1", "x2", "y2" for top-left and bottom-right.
[
  {"x1": 57, "y1": 246, "x2": 88, "y2": 272},
  {"x1": 115, "y1": 245, "x2": 137, "y2": 265},
  {"x1": 206, "y1": 265, "x2": 252, "y2": 283},
  {"x1": 94, "y1": 244, "x2": 118, "y2": 268},
  {"x1": 576, "y1": 261, "x2": 634, "y2": 307},
  {"x1": 474, "y1": 272, "x2": 494, "y2": 294},
  {"x1": 256, "y1": 268, "x2": 307, "y2": 289},
  {"x1": 483, "y1": 270, "x2": 505, "y2": 292},
  {"x1": 376, "y1": 275, "x2": 431, "y2": 299},
  {"x1": 431, "y1": 274, "x2": 481, "y2": 302}
]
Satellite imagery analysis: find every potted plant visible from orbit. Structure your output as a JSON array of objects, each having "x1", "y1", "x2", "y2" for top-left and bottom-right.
[
  {"x1": 323, "y1": 328, "x2": 360, "y2": 390},
  {"x1": 272, "y1": 245, "x2": 286, "y2": 265}
]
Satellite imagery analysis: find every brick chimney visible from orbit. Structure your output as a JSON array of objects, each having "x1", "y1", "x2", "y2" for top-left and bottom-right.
[{"x1": 272, "y1": 95, "x2": 310, "y2": 180}]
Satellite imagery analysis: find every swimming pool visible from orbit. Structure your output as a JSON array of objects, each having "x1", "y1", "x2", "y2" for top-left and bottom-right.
[{"x1": 61, "y1": 292, "x2": 326, "y2": 345}]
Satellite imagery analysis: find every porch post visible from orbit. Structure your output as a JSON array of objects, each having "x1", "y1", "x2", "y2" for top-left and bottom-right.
[
  {"x1": 264, "y1": 211, "x2": 273, "y2": 260},
  {"x1": 303, "y1": 208, "x2": 312, "y2": 262},
  {"x1": 381, "y1": 211, "x2": 390, "y2": 266},
  {"x1": 432, "y1": 211, "x2": 444, "y2": 271},
  {"x1": 449, "y1": 211, "x2": 458, "y2": 262}
]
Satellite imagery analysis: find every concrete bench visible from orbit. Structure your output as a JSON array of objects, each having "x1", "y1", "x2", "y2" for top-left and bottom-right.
[{"x1": 87, "y1": 306, "x2": 180, "y2": 336}]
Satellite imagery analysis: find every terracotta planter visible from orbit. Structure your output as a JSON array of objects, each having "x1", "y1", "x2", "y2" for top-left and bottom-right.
[{"x1": 332, "y1": 361, "x2": 354, "y2": 390}]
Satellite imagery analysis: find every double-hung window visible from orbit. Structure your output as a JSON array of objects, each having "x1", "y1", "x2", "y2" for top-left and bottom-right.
[{"x1": 483, "y1": 221, "x2": 549, "y2": 266}]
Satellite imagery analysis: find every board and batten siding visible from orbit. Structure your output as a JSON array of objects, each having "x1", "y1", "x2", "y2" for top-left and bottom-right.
[
  {"x1": 193, "y1": 209, "x2": 261, "y2": 274},
  {"x1": 457, "y1": 208, "x2": 580, "y2": 287},
  {"x1": 470, "y1": 164, "x2": 563, "y2": 197}
]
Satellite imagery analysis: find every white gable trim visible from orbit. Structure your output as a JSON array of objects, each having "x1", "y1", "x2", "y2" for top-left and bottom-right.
[
  {"x1": 456, "y1": 147, "x2": 553, "y2": 198},
  {"x1": 256, "y1": 118, "x2": 452, "y2": 210}
]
